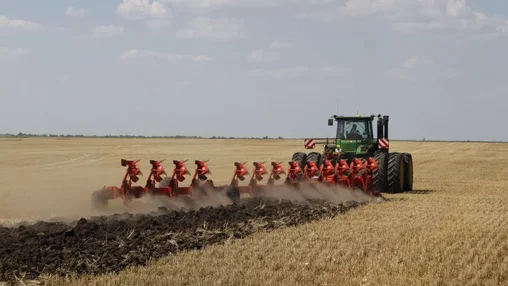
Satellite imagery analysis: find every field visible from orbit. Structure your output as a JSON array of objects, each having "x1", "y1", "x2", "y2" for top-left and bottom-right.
[{"x1": 1, "y1": 138, "x2": 508, "y2": 285}]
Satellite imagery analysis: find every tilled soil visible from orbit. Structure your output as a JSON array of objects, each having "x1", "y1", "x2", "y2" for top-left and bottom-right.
[{"x1": 0, "y1": 198, "x2": 368, "y2": 283}]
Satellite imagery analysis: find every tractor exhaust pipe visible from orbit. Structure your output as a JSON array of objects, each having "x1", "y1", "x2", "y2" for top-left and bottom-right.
[
  {"x1": 383, "y1": 115, "x2": 389, "y2": 139},
  {"x1": 377, "y1": 116, "x2": 383, "y2": 140}
]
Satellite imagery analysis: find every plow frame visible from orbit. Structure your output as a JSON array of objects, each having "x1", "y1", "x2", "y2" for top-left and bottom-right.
[
  {"x1": 94, "y1": 154, "x2": 382, "y2": 209},
  {"x1": 97, "y1": 159, "x2": 215, "y2": 207}
]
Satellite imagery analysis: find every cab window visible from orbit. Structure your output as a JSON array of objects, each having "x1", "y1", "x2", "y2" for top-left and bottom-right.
[{"x1": 337, "y1": 120, "x2": 370, "y2": 140}]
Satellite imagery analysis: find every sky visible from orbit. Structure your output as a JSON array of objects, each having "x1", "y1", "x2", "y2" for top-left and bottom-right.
[{"x1": 1, "y1": 0, "x2": 508, "y2": 141}]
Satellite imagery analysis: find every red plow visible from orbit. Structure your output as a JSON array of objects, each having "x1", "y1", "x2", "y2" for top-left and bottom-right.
[
  {"x1": 92, "y1": 156, "x2": 381, "y2": 208},
  {"x1": 91, "y1": 159, "x2": 215, "y2": 208},
  {"x1": 224, "y1": 157, "x2": 379, "y2": 204}
]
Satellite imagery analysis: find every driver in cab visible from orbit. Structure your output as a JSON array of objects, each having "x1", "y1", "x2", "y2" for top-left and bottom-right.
[{"x1": 346, "y1": 124, "x2": 362, "y2": 140}]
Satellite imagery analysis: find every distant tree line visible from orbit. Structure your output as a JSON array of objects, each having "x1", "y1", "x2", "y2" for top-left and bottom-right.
[
  {"x1": 2, "y1": 133, "x2": 505, "y2": 143},
  {"x1": 0, "y1": 132, "x2": 286, "y2": 140}
]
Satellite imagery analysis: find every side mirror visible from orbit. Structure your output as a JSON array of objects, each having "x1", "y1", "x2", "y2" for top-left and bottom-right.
[{"x1": 328, "y1": 118, "x2": 333, "y2": 126}]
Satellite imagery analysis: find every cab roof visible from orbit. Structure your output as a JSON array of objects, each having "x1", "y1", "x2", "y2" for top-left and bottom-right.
[{"x1": 332, "y1": 115, "x2": 375, "y2": 120}]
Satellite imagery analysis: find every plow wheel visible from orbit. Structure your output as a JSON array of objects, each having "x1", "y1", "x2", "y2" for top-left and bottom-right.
[
  {"x1": 387, "y1": 152, "x2": 405, "y2": 193},
  {"x1": 91, "y1": 187, "x2": 114, "y2": 209},
  {"x1": 402, "y1": 153, "x2": 413, "y2": 191},
  {"x1": 372, "y1": 151, "x2": 388, "y2": 193}
]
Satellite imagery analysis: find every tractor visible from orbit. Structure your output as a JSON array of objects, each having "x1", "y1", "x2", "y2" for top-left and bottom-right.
[{"x1": 292, "y1": 114, "x2": 413, "y2": 194}]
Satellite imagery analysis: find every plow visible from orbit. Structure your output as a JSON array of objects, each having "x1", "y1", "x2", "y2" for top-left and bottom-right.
[{"x1": 91, "y1": 113, "x2": 414, "y2": 208}]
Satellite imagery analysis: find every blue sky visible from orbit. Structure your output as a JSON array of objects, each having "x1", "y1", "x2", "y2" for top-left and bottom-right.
[{"x1": 1, "y1": 0, "x2": 508, "y2": 140}]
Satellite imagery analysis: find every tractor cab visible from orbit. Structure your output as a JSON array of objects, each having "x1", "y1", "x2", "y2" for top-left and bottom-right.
[{"x1": 325, "y1": 115, "x2": 377, "y2": 160}]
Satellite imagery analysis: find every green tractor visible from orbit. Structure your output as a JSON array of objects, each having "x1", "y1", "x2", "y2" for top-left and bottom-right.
[{"x1": 292, "y1": 114, "x2": 413, "y2": 194}]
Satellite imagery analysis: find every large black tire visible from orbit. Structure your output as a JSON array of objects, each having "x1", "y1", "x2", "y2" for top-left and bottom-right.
[
  {"x1": 291, "y1": 152, "x2": 307, "y2": 170},
  {"x1": 387, "y1": 152, "x2": 405, "y2": 193},
  {"x1": 226, "y1": 185, "x2": 240, "y2": 205},
  {"x1": 91, "y1": 187, "x2": 113, "y2": 209},
  {"x1": 402, "y1": 153, "x2": 413, "y2": 191},
  {"x1": 306, "y1": 152, "x2": 323, "y2": 168},
  {"x1": 372, "y1": 151, "x2": 388, "y2": 193}
]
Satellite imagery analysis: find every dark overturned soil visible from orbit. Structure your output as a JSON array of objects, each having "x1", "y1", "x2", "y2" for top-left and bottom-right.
[{"x1": 0, "y1": 198, "x2": 367, "y2": 283}]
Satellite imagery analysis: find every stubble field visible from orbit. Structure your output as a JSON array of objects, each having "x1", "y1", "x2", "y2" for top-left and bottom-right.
[{"x1": 1, "y1": 138, "x2": 508, "y2": 285}]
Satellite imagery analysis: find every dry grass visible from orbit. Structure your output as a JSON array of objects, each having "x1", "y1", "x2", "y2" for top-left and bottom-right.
[{"x1": 2, "y1": 138, "x2": 508, "y2": 285}]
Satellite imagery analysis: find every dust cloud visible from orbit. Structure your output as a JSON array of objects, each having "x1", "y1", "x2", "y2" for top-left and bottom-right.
[{"x1": 0, "y1": 182, "x2": 378, "y2": 228}]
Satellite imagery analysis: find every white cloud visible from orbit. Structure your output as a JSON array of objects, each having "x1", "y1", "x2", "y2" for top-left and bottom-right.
[
  {"x1": 342, "y1": 0, "x2": 396, "y2": 17},
  {"x1": 293, "y1": 7, "x2": 344, "y2": 23},
  {"x1": 247, "y1": 49, "x2": 279, "y2": 63},
  {"x1": 167, "y1": 0, "x2": 277, "y2": 8},
  {"x1": 65, "y1": 7, "x2": 88, "y2": 18},
  {"x1": 341, "y1": 0, "x2": 508, "y2": 36},
  {"x1": 385, "y1": 56, "x2": 432, "y2": 80},
  {"x1": 248, "y1": 66, "x2": 308, "y2": 79},
  {"x1": 119, "y1": 49, "x2": 211, "y2": 62},
  {"x1": 56, "y1": 74, "x2": 72, "y2": 81},
  {"x1": 321, "y1": 66, "x2": 348, "y2": 76},
  {"x1": 271, "y1": 40, "x2": 294, "y2": 48},
  {"x1": 497, "y1": 21, "x2": 508, "y2": 34},
  {"x1": 92, "y1": 25, "x2": 124, "y2": 39},
  {"x1": 117, "y1": 0, "x2": 169, "y2": 19},
  {"x1": 385, "y1": 56, "x2": 459, "y2": 81},
  {"x1": 145, "y1": 19, "x2": 171, "y2": 29},
  {"x1": 176, "y1": 17, "x2": 243, "y2": 41},
  {"x1": 0, "y1": 15, "x2": 42, "y2": 31},
  {"x1": 168, "y1": 0, "x2": 334, "y2": 8},
  {"x1": 0, "y1": 47, "x2": 31, "y2": 60}
]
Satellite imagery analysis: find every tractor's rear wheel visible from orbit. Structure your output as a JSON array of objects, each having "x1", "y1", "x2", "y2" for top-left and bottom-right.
[
  {"x1": 372, "y1": 151, "x2": 388, "y2": 193},
  {"x1": 291, "y1": 152, "x2": 307, "y2": 170},
  {"x1": 306, "y1": 152, "x2": 323, "y2": 168},
  {"x1": 387, "y1": 152, "x2": 405, "y2": 193},
  {"x1": 402, "y1": 153, "x2": 413, "y2": 191}
]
